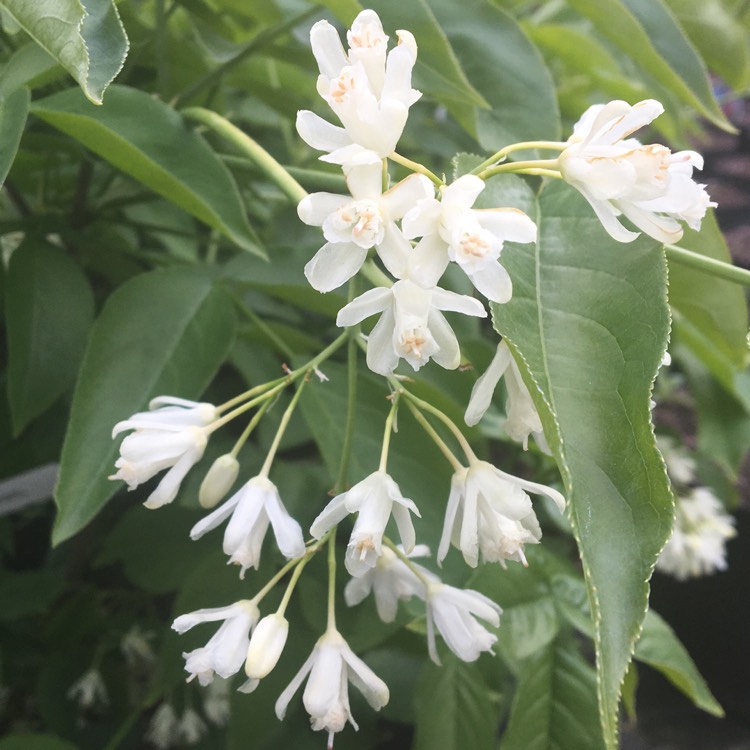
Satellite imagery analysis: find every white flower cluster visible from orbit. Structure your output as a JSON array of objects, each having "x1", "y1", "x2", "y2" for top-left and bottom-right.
[
  {"x1": 297, "y1": 10, "x2": 537, "y2": 377},
  {"x1": 656, "y1": 438, "x2": 736, "y2": 580}
]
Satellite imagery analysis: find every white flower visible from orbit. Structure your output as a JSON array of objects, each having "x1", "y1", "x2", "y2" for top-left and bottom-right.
[
  {"x1": 310, "y1": 471, "x2": 421, "y2": 576},
  {"x1": 243, "y1": 613, "x2": 289, "y2": 693},
  {"x1": 438, "y1": 461, "x2": 565, "y2": 568},
  {"x1": 299, "y1": 152, "x2": 433, "y2": 291},
  {"x1": 337, "y1": 279, "x2": 487, "y2": 376},
  {"x1": 403, "y1": 174, "x2": 537, "y2": 302},
  {"x1": 190, "y1": 475, "x2": 305, "y2": 578},
  {"x1": 110, "y1": 397, "x2": 216, "y2": 509},
  {"x1": 344, "y1": 544, "x2": 435, "y2": 622},
  {"x1": 202, "y1": 677, "x2": 231, "y2": 726},
  {"x1": 464, "y1": 340, "x2": 550, "y2": 452},
  {"x1": 657, "y1": 487, "x2": 736, "y2": 580},
  {"x1": 172, "y1": 600, "x2": 260, "y2": 686},
  {"x1": 296, "y1": 11, "x2": 420, "y2": 163},
  {"x1": 178, "y1": 708, "x2": 207, "y2": 745},
  {"x1": 120, "y1": 624, "x2": 156, "y2": 666},
  {"x1": 275, "y1": 628, "x2": 389, "y2": 746},
  {"x1": 199, "y1": 454, "x2": 240, "y2": 509},
  {"x1": 67, "y1": 668, "x2": 108, "y2": 709},
  {"x1": 146, "y1": 703, "x2": 179, "y2": 749},
  {"x1": 425, "y1": 582, "x2": 502, "y2": 663},
  {"x1": 657, "y1": 435, "x2": 696, "y2": 486},
  {"x1": 559, "y1": 99, "x2": 715, "y2": 244}
]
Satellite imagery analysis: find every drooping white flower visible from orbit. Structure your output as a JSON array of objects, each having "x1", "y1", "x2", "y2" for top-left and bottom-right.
[
  {"x1": 464, "y1": 340, "x2": 550, "y2": 452},
  {"x1": 402, "y1": 174, "x2": 537, "y2": 301},
  {"x1": 310, "y1": 471, "x2": 421, "y2": 577},
  {"x1": 172, "y1": 600, "x2": 260, "y2": 687},
  {"x1": 337, "y1": 279, "x2": 487, "y2": 376},
  {"x1": 425, "y1": 582, "x2": 502, "y2": 663},
  {"x1": 177, "y1": 708, "x2": 207, "y2": 745},
  {"x1": 110, "y1": 397, "x2": 216, "y2": 509},
  {"x1": 190, "y1": 475, "x2": 305, "y2": 578},
  {"x1": 67, "y1": 668, "x2": 108, "y2": 709},
  {"x1": 344, "y1": 544, "x2": 435, "y2": 622},
  {"x1": 275, "y1": 628, "x2": 389, "y2": 746},
  {"x1": 243, "y1": 613, "x2": 289, "y2": 693},
  {"x1": 146, "y1": 703, "x2": 179, "y2": 750},
  {"x1": 202, "y1": 677, "x2": 231, "y2": 727},
  {"x1": 299, "y1": 151, "x2": 433, "y2": 292},
  {"x1": 120, "y1": 624, "x2": 156, "y2": 666},
  {"x1": 657, "y1": 487, "x2": 736, "y2": 580},
  {"x1": 438, "y1": 461, "x2": 565, "y2": 568},
  {"x1": 297, "y1": 11, "x2": 420, "y2": 163},
  {"x1": 559, "y1": 99, "x2": 715, "y2": 244}
]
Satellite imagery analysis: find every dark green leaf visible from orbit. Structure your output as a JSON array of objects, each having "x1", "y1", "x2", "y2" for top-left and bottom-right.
[
  {"x1": 0, "y1": 736, "x2": 78, "y2": 750},
  {"x1": 31, "y1": 86, "x2": 262, "y2": 255},
  {"x1": 53, "y1": 267, "x2": 237, "y2": 545},
  {"x1": 634, "y1": 609, "x2": 723, "y2": 716},
  {"x1": 566, "y1": 0, "x2": 732, "y2": 131},
  {"x1": 0, "y1": 43, "x2": 59, "y2": 98},
  {"x1": 413, "y1": 655, "x2": 497, "y2": 750},
  {"x1": 5, "y1": 239, "x2": 94, "y2": 434},
  {"x1": 0, "y1": 86, "x2": 29, "y2": 187},
  {"x1": 0, "y1": 0, "x2": 127, "y2": 104},
  {"x1": 492, "y1": 179, "x2": 673, "y2": 749},
  {"x1": 499, "y1": 637, "x2": 603, "y2": 750}
]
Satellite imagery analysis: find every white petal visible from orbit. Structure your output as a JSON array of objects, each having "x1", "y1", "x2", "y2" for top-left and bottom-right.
[
  {"x1": 310, "y1": 494, "x2": 350, "y2": 539},
  {"x1": 464, "y1": 342, "x2": 512, "y2": 426},
  {"x1": 190, "y1": 492, "x2": 241, "y2": 540},
  {"x1": 275, "y1": 649, "x2": 317, "y2": 720},
  {"x1": 391, "y1": 503, "x2": 416, "y2": 554},
  {"x1": 381, "y1": 174, "x2": 434, "y2": 220},
  {"x1": 337, "y1": 287, "x2": 392, "y2": 327},
  {"x1": 437, "y1": 471, "x2": 467, "y2": 564},
  {"x1": 598, "y1": 99, "x2": 664, "y2": 145},
  {"x1": 344, "y1": 573, "x2": 374, "y2": 607},
  {"x1": 376, "y1": 222, "x2": 410, "y2": 279},
  {"x1": 616, "y1": 201, "x2": 683, "y2": 244},
  {"x1": 310, "y1": 20, "x2": 348, "y2": 79},
  {"x1": 344, "y1": 156, "x2": 383, "y2": 200},
  {"x1": 296, "y1": 111, "x2": 351, "y2": 152},
  {"x1": 467, "y1": 262, "x2": 513, "y2": 304},
  {"x1": 297, "y1": 193, "x2": 349, "y2": 226},
  {"x1": 402, "y1": 197, "x2": 441, "y2": 239},
  {"x1": 304, "y1": 242, "x2": 368, "y2": 293},
  {"x1": 264, "y1": 489, "x2": 305, "y2": 559},
  {"x1": 431, "y1": 287, "x2": 487, "y2": 317},
  {"x1": 341, "y1": 646, "x2": 389, "y2": 710},
  {"x1": 408, "y1": 234, "x2": 450, "y2": 288},
  {"x1": 576, "y1": 186, "x2": 640, "y2": 242},
  {"x1": 366, "y1": 307, "x2": 399, "y2": 375},
  {"x1": 381, "y1": 41, "x2": 419, "y2": 107},
  {"x1": 428, "y1": 311, "x2": 460, "y2": 371},
  {"x1": 443, "y1": 174, "x2": 485, "y2": 210},
  {"x1": 475, "y1": 208, "x2": 537, "y2": 244}
]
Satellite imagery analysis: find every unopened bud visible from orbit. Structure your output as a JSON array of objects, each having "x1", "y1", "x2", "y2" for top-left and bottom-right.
[
  {"x1": 199, "y1": 454, "x2": 239, "y2": 509},
  {"x1": 245, "y1": 613, "x2": 289, "y2": 680}
]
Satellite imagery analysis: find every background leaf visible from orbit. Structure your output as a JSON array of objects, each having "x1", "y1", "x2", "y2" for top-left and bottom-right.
[
  {"x1": 492, "y1": 179, "x2": 674, "y2": 748},
  {"x1": 0, "y1": 86, "x2": 29, "y2": 186},
  {"x1": 53, "y1": 267, "x2": 237, "y2": 545},
  {"x1": 0, "y1": 0, "x2": 127, "y2": 104},
  {"x1": 5, "y1": 238, "x2": 94, "y2": 435},
  {"x1": 31, "y1": 86, "x2": 263, "y2": 255}
]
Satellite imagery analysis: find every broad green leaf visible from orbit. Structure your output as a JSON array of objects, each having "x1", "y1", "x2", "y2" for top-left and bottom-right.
[
  {"x1": 0, "y1": 86, "x2": 28, "y2": 186},
  {"x1": 0, "y1": 736, "x2": 78, "y2": 750},
  {"x1": 413, "y1": 656, "x2": 497, "y2": 750},
  {"x1": 0, "y1": 43, "x2": 59, "y2": 98},
  {"x1": 0, "y1": 570, "x2": 65, "y2": 621},
  {"x1": 362, "y1": 0, "x2": 489, "y2": 110},
  {"x1": 668, "y1": 211, "x2": 749, "y2": 375},
  {"x1": 315, "y1": 0, "x2": 363, "y2": 23},
  {"x1": 499, "y1": 637, "x2": 603, "y2": 750},
  {"x1": 634, "y1": 610, "x2": 723, "y2": 716},
  {"x1": 492, "y1": 179, "x2": 673, "y2": 749},
  {"x1": 31, "y1": 86, "x2": 263, "y2": 256},
  {"x1": 664, "y1": 0, "x2": 750, "y2": 89},
  {"x1": 429, "y1": 0, "x2": 561, "y2": 148},
  {"x1": 566, "y1": 0, "x2": 732, "y2": 131},
  {"x1": 0, "y1": 0, "x2": 128, "y2": 104},
  {"x1": 53, "y1": 267, "x2": 237, "y2": 545},
  {"x1": 5, "y1": 239, "x2": 94, "y2": 435}
]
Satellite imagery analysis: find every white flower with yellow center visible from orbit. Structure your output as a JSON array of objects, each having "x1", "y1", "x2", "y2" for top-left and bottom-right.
[
  {"x1": 296, "y1": 11, "x2": 420, "y2": 163},
  {"x1": 559, "y1": 99, "x2": 715, "y2": 243},
  {"x1": 402, "y1": 174, "x2": 537, "y2": 302},
  {"x1": 299, "y1": 152, "x2": 433, "y2": 292},
  {"x1": 337, "y1": 279, "x2": 486, "y2": 376}
]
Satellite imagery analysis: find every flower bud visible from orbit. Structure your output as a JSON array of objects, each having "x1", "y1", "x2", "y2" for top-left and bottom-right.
[
  {"x1": 245, "y1": 613, "x2": 289, "y2": 680},
  {"x1": 199, "y1": 454, "x2": 239, "y2": 509}
]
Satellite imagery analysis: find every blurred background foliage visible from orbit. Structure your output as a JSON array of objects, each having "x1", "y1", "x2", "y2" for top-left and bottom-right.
[{"x1": 0, "y1": 0, "x2": 749, "y2": 748}]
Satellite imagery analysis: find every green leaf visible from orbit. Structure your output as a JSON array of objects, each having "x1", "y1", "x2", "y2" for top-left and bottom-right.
[
  {"x1": 0, "y1": 0, "x2": 128, "y2": 104},
  {"x1": 5, "y1": 239, "x2": 94, "y2": 435},
  {"x1": 430, "y1": 0, "x2": 561, "y2": 148},
  {"x1": 0, "y1": 570, "x2": 65, "y2": 621},
  {"x1": 0, "y1": 43, "x2": 59, "y2": 98},
  {"x1": 663, "y1": 0, "x2": 750, "y2": 89},
  {"x1": 499, "y1": 637, "x2": 603, "y2": 750},
  {"x1": 31, "y1": 85, "x2": 263, "y2": 256},
  {"x1": 413, "y1": 655, "x2": 497, "y2": 750},
  {"x1": 668, "y1": 211, "x2": 749, "y2": 376},
  {"x1": 363, "y1": 0, "x2": 489, "y2": 110},
  {"x1": 566, "y1": 0, "x2": 733, "y2": 131},
  {"x1": 492, "y1": 180, "x2": 674, "y2": 749},
  {"x1": 53, "y1": 267, "x2": 237, "y2": 545},
  {"x1": 634, "y1": 609, "x2": 724, "y2": 716},
  {"x1": 0, "y1": 736, "x2": 78, "y2": 750},
  {"x1": 0, "y1": 86, "x2": 29, "y2": 187}
]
